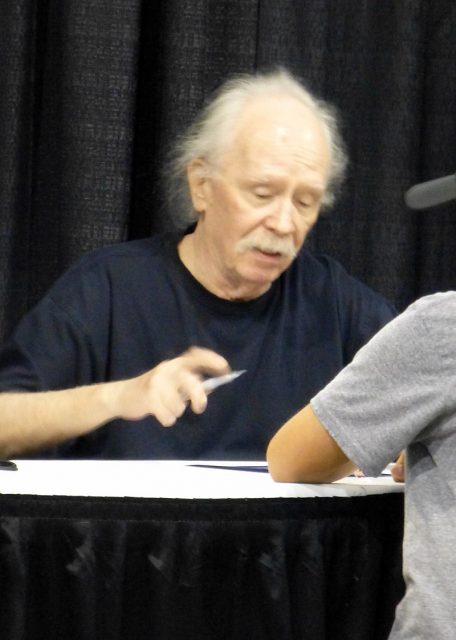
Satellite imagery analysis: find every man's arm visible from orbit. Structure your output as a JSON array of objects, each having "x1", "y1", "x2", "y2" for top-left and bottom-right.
[
  {"x1": 267, "y1": 404, "x2": 357, "y2": 483},
  {"x1": 0, "y1": 347, "x2": 229, "y2": 458}
]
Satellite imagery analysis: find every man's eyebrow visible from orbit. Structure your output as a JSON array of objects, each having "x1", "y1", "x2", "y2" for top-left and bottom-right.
[
  {"x1": 242, "y1": 173, "x2": 326, "y2": 196},
  {"x1": 304, "y1": 185, "x2": 325, "y2": 198},
  {"x1": 243, "y1": 174, "x2": 274, "y2": 184}
]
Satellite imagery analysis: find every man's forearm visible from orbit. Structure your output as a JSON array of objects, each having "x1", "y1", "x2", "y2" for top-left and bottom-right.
[
  {"x1": 0, "y1": 347, "x2": 230, "y2": 457},
  {"x1": 0, "y1": 382, "x2": 117, "y2": 457}
]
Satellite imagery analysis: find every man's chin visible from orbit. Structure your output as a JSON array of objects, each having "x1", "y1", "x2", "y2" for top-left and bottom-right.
[
  {"x1": 240, "y1": 263, "x2": 290, "y2": 289},
  {"x1": 247, "y1": 248, "x2": 293, "y2": 267}
]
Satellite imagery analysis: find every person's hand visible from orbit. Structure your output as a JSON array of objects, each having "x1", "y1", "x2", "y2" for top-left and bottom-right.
[
  {"x1": 109, "y1": 347, "x2": 230, "y2": 427},
  {"x1": 390, "y1": 451, "x2": 405, "y2": 482}
]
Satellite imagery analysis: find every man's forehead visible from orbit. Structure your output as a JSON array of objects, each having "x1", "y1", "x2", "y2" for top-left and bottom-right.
[
  {"x1": 237, "y1": 94, "x2": 321, "y2": 133},
  {"x1": 225, "y1": 95, "x2": 329, "y2": 158},
  {"x1": 217, "y1": 96, "x2": 330, "y2": 176}
]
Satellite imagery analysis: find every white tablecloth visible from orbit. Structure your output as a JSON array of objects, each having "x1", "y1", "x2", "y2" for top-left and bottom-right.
[{"x1": 0, "y1": 460, "x2": 404, "y2": 498}]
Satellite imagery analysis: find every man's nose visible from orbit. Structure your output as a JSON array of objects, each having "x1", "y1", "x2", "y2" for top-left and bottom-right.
[{"x1": 265, "y1": 199, "x2": 295, "y2": 234}]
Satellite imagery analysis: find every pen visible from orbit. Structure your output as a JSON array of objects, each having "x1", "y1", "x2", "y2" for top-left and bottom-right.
[{"x1": 0, "y1": 459, "x2": 18, "y2": 471}]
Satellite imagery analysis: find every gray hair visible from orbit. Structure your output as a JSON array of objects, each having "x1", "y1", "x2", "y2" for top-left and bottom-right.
[{"x1": 164, "y1": 68, "x2": 348, "y2": 228}]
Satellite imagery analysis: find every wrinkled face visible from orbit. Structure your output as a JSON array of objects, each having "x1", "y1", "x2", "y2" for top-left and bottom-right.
[{"x1": 187, "y1": 96, "x2": 331, "y2": 298}]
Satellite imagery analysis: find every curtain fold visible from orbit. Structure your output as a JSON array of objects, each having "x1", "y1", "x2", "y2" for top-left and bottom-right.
[
  {"x1": 130, "y1": 0, "x2": 260, "y2": 237},
  {"x1": 0, "y1": 0, "x2": 141, "y2": 337},
  {"x1": 0, "y1": 493, "x2": 404, "y2": 640}
]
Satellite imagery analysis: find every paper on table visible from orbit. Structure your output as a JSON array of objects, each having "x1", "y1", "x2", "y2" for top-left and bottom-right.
[
  {"x1": 188, "y1": 463, "x2": 269, "y2": 473},
  {"x1": 0, "y1": 459, "x2": 17, "y2": 471}
]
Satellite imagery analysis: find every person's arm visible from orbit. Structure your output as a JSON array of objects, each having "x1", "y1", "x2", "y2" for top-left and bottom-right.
[
  {"x1": 0, "y1": 347, "x2": 229, "y2": 458},
  {"x1": 267, "y1": 404, "x2": 357, "y2": 483},
  {"x1": 391, "y1": 451, "x2": 405, "y2": 482}
]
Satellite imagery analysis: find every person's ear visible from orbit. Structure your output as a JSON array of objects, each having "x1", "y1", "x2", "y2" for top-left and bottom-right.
[{"x1": 187, "y1": 159, "x2": 211, "y2": 214}]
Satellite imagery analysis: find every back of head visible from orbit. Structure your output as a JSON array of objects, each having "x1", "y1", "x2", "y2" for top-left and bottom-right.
[{"x1": 164, "y1": 68, "x2": 347, "y2": 228}]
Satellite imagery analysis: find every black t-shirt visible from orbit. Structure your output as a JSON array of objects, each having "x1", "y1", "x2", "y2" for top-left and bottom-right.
[{"x1": 0, "y1": 232, "x2": 396, "y2": 459}]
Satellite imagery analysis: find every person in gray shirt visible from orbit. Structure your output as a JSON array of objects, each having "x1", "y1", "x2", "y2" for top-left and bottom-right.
[{"x1": 267, "y1": 291, "x2": 456, "y2": 639}]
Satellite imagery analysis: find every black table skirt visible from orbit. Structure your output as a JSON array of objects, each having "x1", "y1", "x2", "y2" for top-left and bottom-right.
[{"x1": 0, "y1": 493, "x2": 405, "y2": 640}]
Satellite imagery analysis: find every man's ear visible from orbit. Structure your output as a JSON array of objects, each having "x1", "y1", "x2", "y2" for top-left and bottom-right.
[{"x1": 187, "y1": 159, "x2": 210, "y2": 213}]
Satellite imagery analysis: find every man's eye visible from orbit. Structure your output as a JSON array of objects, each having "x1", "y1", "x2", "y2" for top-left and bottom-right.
[
  {"x1": 254, "y1": 192, "x2": 272, "y2": 200},
  {"x1": 298, "y1": 199, "x2": 316, "y2": 209}
]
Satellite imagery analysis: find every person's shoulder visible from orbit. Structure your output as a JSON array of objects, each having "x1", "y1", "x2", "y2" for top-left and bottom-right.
[
  {"x1": 404, "y1": 291, "x2": 456, "y2": 326},
  {"x1": 74, "y1": 233, "x2": 173, "y2": 269},
  {"x1": 293, "y1": 248, "x2": 391, "y2": 299},
  {"x1": 46, "y1": 233, "x2": 178, "y2": 302},
  {"x1": 59, "y1": 233, "x2": 178, "y2": 284},
  {"x1": 370, "y1": 291, "x2": 456, "y2": 353},
  {"x1": 294, "y1": 247, "x2": 337, "y2": 269},
  {"x1": 408, "y1": 291, "x2": 456, "y2": 312},
  {"x1": 293, "y1": 248, "x2": 361, "y2": 281},
  {"x1": 290, "y1": 249, "x2": 397, "y2": 332},
  {"x1": 290, "y1": 248, "x2": 339, "y2": 283}
]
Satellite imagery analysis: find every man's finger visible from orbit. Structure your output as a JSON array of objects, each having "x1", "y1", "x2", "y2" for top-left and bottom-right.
[{"x1": 183, "y1": 347, "x2": 230, "y2": 376}]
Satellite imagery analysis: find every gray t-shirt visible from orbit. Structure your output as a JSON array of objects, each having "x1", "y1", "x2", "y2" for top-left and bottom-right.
[{"x1": 311, "y1": 292, "x2": 456, "y2": 639}]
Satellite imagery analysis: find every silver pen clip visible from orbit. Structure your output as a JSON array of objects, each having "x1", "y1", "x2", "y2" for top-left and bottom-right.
[{"x1": 202, "y1": 370, "x2": 247, "y2": 394}]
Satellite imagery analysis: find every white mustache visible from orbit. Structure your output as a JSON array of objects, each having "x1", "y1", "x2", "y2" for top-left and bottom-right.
[{"x1": 236, "y1": 233, "x2": 297, "y2": 258}]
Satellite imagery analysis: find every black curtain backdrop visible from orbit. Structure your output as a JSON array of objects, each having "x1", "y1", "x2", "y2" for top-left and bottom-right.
[{"x1": 1, "y1": 0, "x2": 456, "y2": 341}]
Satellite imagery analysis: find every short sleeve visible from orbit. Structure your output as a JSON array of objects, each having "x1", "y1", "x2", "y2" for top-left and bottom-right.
[
  {"x1": 0, "y1": 256, "x2": 112, "y2": 392},
  {"x1": 311, "y1": 292, "x2": 456, "y2": 476}
]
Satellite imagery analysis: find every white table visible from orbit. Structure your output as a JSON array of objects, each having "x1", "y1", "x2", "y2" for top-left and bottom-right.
[
  {"x1": 0, "y1": 459, "x2": 404, "y2": 498},
  {"x1": 0, "y1": 460, "x2": 405, "y2": 640}
]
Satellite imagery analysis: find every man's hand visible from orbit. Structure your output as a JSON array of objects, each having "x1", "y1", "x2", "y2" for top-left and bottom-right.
[
  {"x1": 0, "y1": 347, "x2": 230, "y2": 457},
  {"x1": 108, "y1": 347, "x2": 230, "y2": 427}
]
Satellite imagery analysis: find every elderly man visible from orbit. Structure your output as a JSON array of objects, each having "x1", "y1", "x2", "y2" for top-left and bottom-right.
[
  {"x1": 0, "y1": 69, "x2": 394, "y2": 459},
  {"x1": 267, "y1": 291, "x2": 456, "y2": 639}
]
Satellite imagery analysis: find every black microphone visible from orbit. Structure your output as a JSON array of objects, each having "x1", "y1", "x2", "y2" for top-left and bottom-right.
[{"x1": 405, "y1": 173, "x2": 456, "y2": 209}]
